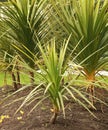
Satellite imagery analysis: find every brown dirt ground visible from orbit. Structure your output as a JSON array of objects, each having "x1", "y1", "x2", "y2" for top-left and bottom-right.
[{"x1": 0, "y1": 88, "x2": 108, "y2": 130}]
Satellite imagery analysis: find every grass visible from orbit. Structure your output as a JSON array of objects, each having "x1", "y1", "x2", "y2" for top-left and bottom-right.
[
  {"x1": 0, "y1": 72, "x2": 12, "y2": 86},
  {"x1": 0, "y1": 71, "x2": 41, "y2": 87},
  {"x1": 0, "y1": 70, "x2": 108, "y2": 89},
  {"x1": 65, "y1": 72, "x2": 108, "y2": 89}
]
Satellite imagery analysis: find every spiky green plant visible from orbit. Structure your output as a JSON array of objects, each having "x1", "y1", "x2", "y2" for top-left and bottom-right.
[
  {"x1": 11, "y1": 38, "x2": 96, "y2": 124},
  {"x1": 51, "y1": 0, "x2": 108, "y2": 105},
  {"x1": 0, "y1": 0, "x2": 49, "y2": 84}
]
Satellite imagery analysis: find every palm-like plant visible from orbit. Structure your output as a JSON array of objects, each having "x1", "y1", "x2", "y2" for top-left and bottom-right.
[
  {"x1": 0, "y1": 0, "x2": 49, "y2": 84},
  {"x1": 37, "y1": 39, "x2": 70, "y2": 123},
  {"x1": 14, "y1": 38, "x2": 95, "y2": 124},
  {"x1": 51, "y1": 0, "x2": 108, "y2": 105}
]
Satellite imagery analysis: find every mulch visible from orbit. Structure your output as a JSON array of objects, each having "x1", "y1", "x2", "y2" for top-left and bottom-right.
[{"x1": 0, "y1": 87, "x2": 108, "y2": 130}]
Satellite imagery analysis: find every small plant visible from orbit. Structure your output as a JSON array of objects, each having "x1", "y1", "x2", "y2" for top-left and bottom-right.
[{"x1": 15, "y1": 38, "x2": 95, "y2": 124}]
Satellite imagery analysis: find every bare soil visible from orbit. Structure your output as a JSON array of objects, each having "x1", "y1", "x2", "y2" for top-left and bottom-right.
[{"x1": 0, "y1": 88, "x2": 108, "y2": 130}]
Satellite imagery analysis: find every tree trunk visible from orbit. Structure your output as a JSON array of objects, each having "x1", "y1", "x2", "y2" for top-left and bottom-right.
[
  {"x1": 85, "y1": 70, "x2": 95, "y2": 105},
  {"x1": 16, "y1": 66, "x2": 21, "y2": 88},
  {"x1": 50, "y1": 106, "x2": 58, "y2": 124},
  {"x1": 11, "y1": 72, "x2": 18, "y2": 90},
  {"x1": 61, "y1": 78, "x2": 64, "y2": 86},
  {"x1": 29, "y1": 71, "x2": 35, "y2": 85},
  {"x1": 50, "y1": 112, "x2": 58, "y2": 124}
]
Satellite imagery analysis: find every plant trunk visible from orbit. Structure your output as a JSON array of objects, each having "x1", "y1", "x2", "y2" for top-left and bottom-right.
[
  {"x1": 50, "y1": 112, "x2": 58, "y2": 124},
  {"x1": 50, "y1": 106, "x2": 58, "y2": 124},
  {"x1": 11, "y1": 72, "x2": 18, "y2": 90},
  {"x1": 16, "y1": 66, "x2": 21, "y2": 88},
  {"x1": 62, "y1": 78, "x2": 64, "y2": 86},
  {"x1": 85, "y1": 71, "x2": 95, "y2": 106},
  {"x1": 29, "y1": 71, "x2": 35, "y2": 85}
]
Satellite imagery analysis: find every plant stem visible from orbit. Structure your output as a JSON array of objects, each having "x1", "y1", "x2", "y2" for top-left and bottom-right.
[
  {"x1": 85, "y1": 70, "x2": 95, "y2": 105},
  {"x1": 50, "y1": 106, "x2": 58, "y2": 124},
  {"x1": 50, "y1": 112, "x2": 58, "y2": 124},
  {"x1": 29, "y1": 71, "x2": 35, "y2": 85},
  {"x1": 16, "y1": 65, "x2": 21, "y2": 87},
  {"x1": 88, "y1": 83, "x2": 95, "y2": 105},
  {"x1": 11, "y1": 72, "x2": 18, "y2": 90}
]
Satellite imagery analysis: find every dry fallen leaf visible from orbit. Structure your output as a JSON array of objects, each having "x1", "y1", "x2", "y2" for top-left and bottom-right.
[{"x1": 17, "y1": 116, "x2": 22, "y2": 120}]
